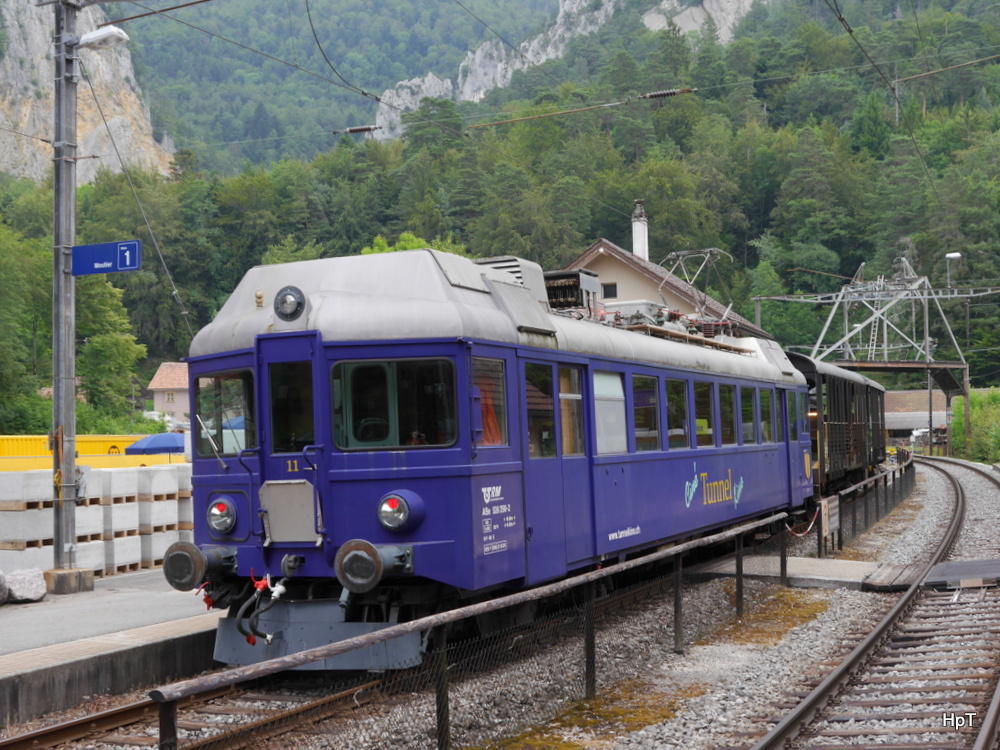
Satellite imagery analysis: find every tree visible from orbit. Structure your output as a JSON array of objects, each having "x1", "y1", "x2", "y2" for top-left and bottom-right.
[
  {"x1": 78, "y1": 333, "x2": 147, "y2": 414},
  {"x1": 849, "y1": 91, "x2": 892, "y2": 159}
]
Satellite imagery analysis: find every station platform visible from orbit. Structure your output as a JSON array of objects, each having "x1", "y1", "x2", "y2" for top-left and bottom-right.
[
  {"x1": 0, "y1": 569, "x2": 223, "y2": 729},
  {"x1": 693, "y1": 554, "x2": 923, "y2": 592}
]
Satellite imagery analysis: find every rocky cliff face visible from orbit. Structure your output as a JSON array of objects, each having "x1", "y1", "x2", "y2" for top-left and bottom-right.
[
  {"x1": 643, "y1": 0, "x2": 759, "y2": 43},
  {"x1": 376, "y1": 0, "x2": 618, "y2": 139},
  {"x1": 0, "y1": 1, "x2": 171, "y2": 184},
  {"x1": 375, "y1": 0, "x2": 760, "y2": 139}
]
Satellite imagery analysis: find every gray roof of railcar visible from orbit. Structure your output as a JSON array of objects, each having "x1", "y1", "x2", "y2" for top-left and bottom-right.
[
  {"x1": 190, "y1": 249, "x2": 804, "y2": 385},
  {"x1": 784, "y1": 352, "x2": 885, "y2": 392}
]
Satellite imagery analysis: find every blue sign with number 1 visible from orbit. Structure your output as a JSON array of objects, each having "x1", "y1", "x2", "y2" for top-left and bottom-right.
[{"x1": 72, "y1": 240, "x2": 142, "y2": 276}]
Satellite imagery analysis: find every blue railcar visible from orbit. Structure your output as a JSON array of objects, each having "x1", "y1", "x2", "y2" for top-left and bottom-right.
[{"x1": 164, "y1": 249, "x2": 836, "y2": 669}]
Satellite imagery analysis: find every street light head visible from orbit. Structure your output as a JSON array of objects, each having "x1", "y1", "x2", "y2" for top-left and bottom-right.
[
  {"x1": 946, "y1": 252, "x2": 962, "y2": 260},
  {"x1": 77, "y1": 25, "x2": 129, "y2": 50}
]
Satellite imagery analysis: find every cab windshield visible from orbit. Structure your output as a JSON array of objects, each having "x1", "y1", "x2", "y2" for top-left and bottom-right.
[
  {"x1": 194, "y1": 371, "x2": 256, "y2": 457},
  {"x1": 333, "y1": 359, "x2": 456, "y2": 449}
]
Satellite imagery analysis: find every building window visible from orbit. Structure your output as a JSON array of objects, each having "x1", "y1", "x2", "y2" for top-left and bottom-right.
[
  {"x1": 602, "y1": 283, "x2": 618, "y2": 299},
  {"x1": 166, "y1": 391, "x2": 175, "y2": 403}
]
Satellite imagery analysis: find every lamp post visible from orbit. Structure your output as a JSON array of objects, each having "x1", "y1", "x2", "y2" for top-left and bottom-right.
[
  {"x1": 50, "y1": 0, "x2": 128, "y2": 586},
  {"x1": 946, "y1": 252, "x2": 962, "y2": 288}
]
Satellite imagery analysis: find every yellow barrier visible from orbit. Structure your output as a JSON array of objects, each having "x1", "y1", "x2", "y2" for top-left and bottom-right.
[
  {"x1": 0, "y1": 453, "x2": 186, "y2": 471},
  {"x1": 0, "y1": 435, "x2": 188, "y2": 471},
  {"x1": 0, "y1": 435, "x2": 144, "y2": 457}
]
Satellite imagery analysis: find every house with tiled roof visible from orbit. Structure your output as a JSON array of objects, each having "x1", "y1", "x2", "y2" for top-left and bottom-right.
[
  {"x1": 148, "y1": 362, "x2": 189, "y2": 427},
  {"x1": 563, "y1": 202, "x2": 770, "y2": 339}
]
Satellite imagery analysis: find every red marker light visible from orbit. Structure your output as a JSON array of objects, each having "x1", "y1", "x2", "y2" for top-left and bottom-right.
[{"x1": 387, "y1": 496, "x2": 400, "y2": 510}]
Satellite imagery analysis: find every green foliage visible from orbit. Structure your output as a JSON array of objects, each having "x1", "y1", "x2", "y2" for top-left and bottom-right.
[
  {"x1": 6, "y1": 0, "x2": 1000, "y2": 440},
  {"x1": 126, "y1": 0, "x2": 559, "y2": 172},
  {"x1": 77, "y1": 333, "x2": 147, "y2": 414},
  {"x1": 361, "y1": 231, "x2": 467, "y2": 256},
  {"x1": 951, "y1": 389, "x2": 1000, "y2": 462}
]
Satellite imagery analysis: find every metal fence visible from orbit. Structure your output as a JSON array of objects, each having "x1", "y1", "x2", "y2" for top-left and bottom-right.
[
  {"x1": 815, "y1": 453, "x2": 917, "y2": 557},
  {"x1": 152, "y1": 458, "x2": 918, "y2": 750}
]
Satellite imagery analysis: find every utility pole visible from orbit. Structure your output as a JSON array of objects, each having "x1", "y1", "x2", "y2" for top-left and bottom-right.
[
  {"x1": 51, "y1": 0, "x2": 81, "y2": 585},
  {"x1": 47, "y1": 0, "x2": 129, "y2": 594}
]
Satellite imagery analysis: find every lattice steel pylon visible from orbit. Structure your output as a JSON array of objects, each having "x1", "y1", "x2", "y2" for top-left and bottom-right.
[{"x1": 751, "y1": 256, "x2": 1000, "y2": 451}]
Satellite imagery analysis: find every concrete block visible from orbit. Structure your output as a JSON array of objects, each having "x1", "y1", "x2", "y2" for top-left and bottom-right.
[
  {"x1": 137, "y1": 466, "x2": 180, "y2": 497},
  {"x1": 176, "y1": 463, "x2": 193, "y2": 491},
  {"x1": 0, "y1": 507, "x2": 50, "y2": 542},
  {"x1": 0, "y1": 473, "x2": 23, "y2": 502},
  {"x1": 141, "y1": 529, "x2": 180, "y2": 567},
  {"x1": 105, "y1": 467, "x2": 139, "y2": 497},
  {"x1": 104, "y1": 497, "x2": 140, "y2": 536},
  {"x1": 178, "y1": 496, "x2": 193, "y2": 525},
  {"x1": 0, "y1": 546, "x2": 52, "y2": 575},
  {"x1": 139, "y1": 498, "x2": 178, "y2": 532},
  {"x1": 107, "y1": 534, "x2": 141, "y2": 573},
  {"x1": 22, "y1": 470, "x2": 53, "y2": 502},
  {"x1": 76, "y1": 504, "x2": 103, "y2": 538},
  {"x1": 75, "y1": 540, "x2": 105, "y2": 573}
]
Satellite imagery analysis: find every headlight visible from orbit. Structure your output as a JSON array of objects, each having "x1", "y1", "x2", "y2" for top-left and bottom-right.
[
  {"x1": 274, "y1": 286, "x2": 305, "y2": 321},
  {"x1": 207, "y1": 496, "x2": 237, "y2": 534},
  {"x1": 376, "y1": 490, "x2": 425, "y2": 533},
  {"x1": 378, "y1": 494, "x2": 409, "y2": 530}
]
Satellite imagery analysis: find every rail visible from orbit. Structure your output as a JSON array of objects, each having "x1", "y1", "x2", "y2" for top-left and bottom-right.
[{"x1": 749, "y1": 455, "x2": 963, "y2": 750}]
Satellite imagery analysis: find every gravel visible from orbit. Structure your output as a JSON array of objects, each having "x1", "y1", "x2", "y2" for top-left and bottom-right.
[{"x1": 6, "y1": 462, "x2": 982, "y2": 750}]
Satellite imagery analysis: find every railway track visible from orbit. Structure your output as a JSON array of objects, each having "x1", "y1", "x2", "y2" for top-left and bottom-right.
[{"x1": 735, "y1": 457, "x2": 1000, "y2": 750}]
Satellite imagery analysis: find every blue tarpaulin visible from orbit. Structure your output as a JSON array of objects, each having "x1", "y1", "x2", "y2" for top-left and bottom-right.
[{"x1": 125, "y1": 432, "x2": 185, "y2": 454}]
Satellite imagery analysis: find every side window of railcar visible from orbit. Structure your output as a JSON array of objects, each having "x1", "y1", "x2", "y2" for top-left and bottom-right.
[
  {"x1": 473, "y1": 358, "x2": 508, "y2": 447},
  {"x1": 594, "y1": 371, "x2": 628, "y2": 454},
  {"x1": 560, "y1": 367, "x2": 585, "y2": 456},
  {"x1": 525, "y1": 363, "x2": 556, "y2": 457},
  {"x1": 760, "y1": 389, "x2": 773, "y2": 443},
  {"x1": 332, "y1": 360, "x2": 456, "y2": 450},
  {"x1": 719, "y1": 384, "x2": 737, "y2": 445},
  {"x1": 740, "y1": 387, "x2": 757, "y2": 444},
  {"x1": 194, "y1": 372, "x2": 256, "y2": 457},
  {"x1": 787, "y1": 391, "x2": 798, "y2": 441},
  {"x1": 666, "y1": 379, "x2": 690, "y2": 448},
  {"x1": 632, "y1": 375, "x2": 660, "y2": 451},
  {"x1": 775, "y1": 391, "x2": 785, "y2": 443},
  {"x1": 694, "y1": 381, "x2": 715, "y2": 447}
]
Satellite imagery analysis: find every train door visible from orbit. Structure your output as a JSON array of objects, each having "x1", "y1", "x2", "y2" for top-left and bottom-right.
[
  {"x1": 521, "y1": 360, "x2": 594, "y2": 584},
  {"x1": 254, "y1": 332, "x2": 326, "y2": 545}
]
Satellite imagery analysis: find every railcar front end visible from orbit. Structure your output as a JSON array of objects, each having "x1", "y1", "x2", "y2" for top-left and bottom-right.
[{"x1": 163, "y1": 249, "x2": 817, "y2": 670}]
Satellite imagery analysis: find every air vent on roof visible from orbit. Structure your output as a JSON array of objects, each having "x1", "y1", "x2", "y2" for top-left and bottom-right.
[{"x1": 474, "y1": 256, "x2": 550, "y2": 307}]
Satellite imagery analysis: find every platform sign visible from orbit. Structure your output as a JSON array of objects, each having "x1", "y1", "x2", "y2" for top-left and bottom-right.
[
  {"x1": 72, "y1": 240, "x2": 141, "y2": 276},
  {"x1": 820, "y1": 496, "x2": 840, "y2": 536}
]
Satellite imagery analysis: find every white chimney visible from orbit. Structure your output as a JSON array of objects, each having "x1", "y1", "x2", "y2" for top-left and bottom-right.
[{"x1": 631, "y1": 199, "x2": 648, "y2": 261}]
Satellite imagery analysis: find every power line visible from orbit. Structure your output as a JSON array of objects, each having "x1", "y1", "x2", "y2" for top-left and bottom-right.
[
  {"x1": 79, "y1": 58, "x2": 194, "y2": 341},
  {"x1": 822, "y1": 0, "x2": 944, "y2": 210}
]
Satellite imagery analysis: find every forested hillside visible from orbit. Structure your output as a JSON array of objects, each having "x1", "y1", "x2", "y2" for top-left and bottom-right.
[
  {"x1": 122, "y1": 0, "x2": 559, "y2": 170},
  {"x1": 3, "y1": 0, "x2": 1000, "y2": 439}
]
